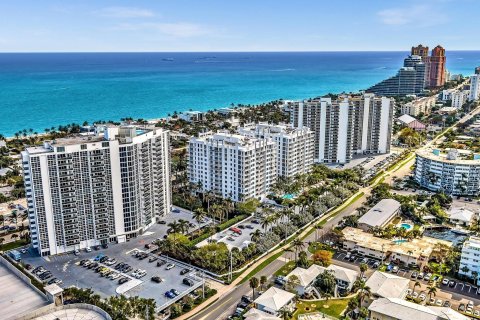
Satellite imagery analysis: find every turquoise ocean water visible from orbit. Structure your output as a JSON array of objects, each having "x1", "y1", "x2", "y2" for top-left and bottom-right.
[{"x1": 0, "y1": 51, "x2": 479, "y2": 137}]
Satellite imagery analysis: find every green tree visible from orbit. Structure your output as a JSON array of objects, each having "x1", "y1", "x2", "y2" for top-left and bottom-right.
[{"x1": 249, "y1": 277, "x2": 260, "y2": 299}]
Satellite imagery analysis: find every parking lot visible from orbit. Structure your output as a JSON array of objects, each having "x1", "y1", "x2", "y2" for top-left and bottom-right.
[
  {"x1": 333, "y1": 251, "x2": 480, "y2": 303},
  {"x1": 18, "y1": 208, "x2": 208, "y2": 311},
  {"x1": 196, "y1": 216, "x2": 263, "y2": 249}
]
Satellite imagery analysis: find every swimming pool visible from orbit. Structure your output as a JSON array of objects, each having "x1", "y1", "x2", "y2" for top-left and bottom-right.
[
  {"x1": 393, "y1": 239, "x2": 408, "y2": 244},
  {"x1": 282, "y1": 193, "x2": 295, "y2": 200},
  {"x1": 400, "y1": 223, "x2": 413, "y2": 231}
]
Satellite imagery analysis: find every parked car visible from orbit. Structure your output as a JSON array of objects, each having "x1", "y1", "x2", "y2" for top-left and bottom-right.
[
  {"x1": 183, "y1": 278, "x2": 194, "y2": 286},
  {"x1": 152, "y1": 276, "x2": 163, "y2": 283},
  {"x1": 411, "y1": 292, "x2": 419, "y2": 299},
  {"x1": 419, "y1": 293, "x2": 426, "y2": 301},
  {"x1": 411, "y1": 271, "x2": 418, "y2": 278},
  {"x1": 180, "y1": 268, "x2": 191, "y2": 275},
  {"x1": 417, "y1": 272, "x2": 424, "y2": 279},
  {"x1": 166, "y1": 263, "x2": 175, "y2": 270},
  {"x1": 372, "y1": 261, "x2": 380, "y2": 268},
  {"x1": 443, "y1": 301, "x2": 451, "y2": 308},
  {"x1": 170, "y1": 289, "x2": 180, "y2": 297},
  {"x1": 149, "y1": 256, "x2": 158, "y2": 263},
  {"x1": 165, "y1": 291, "x2": 175, "y2": 299},
  {"x1": 118, "y1": 277, "x2": 129, "y2": 284},
  {"x1": 424, "y1": 273, "x2": 432, "y2": 281},
  {"x1": 392, "y1": 266, "x2": 399, "y2": 273},
  {"x1": 448, "y1": 280, "x2": 456, "y2": 287},
  {"x1": 442, "y1": 278, "x2": 449, "y2": 285},
  {"x1": 459, "y1": 304, "x2": 466, "y2": 312},
  {"x1": 436, "y1": 299, "x2": 443, "y2": 306},
  {"x1": 157, "y1": 260, "x2": 166, "y2": 267}
]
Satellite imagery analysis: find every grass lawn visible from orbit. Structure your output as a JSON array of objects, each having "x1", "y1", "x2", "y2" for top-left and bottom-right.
[
  {"x1": 274, "y1": 261, "x2": 297, "y2": 277},
  {"x1": 308, "y1": 242, "x2": 334, "y2": 254},
  {"x1": 0, "y1": 239, "x2": 29, "y2": 252},
  {"x1": 293, "y1": 298, "x2": 350, "y2": 319}
]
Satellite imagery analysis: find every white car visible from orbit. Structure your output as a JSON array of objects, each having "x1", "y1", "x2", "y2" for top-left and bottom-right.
[
  {"x1": 406, "y1": 289, "x2": 412, "y2": 297},
  {"x1": 436, "y1": 299, "x2": 443, "y2": 306},
  {"x1": 85, "y1": 247, "x2": 92, "y2": 253},
  {"x1": 419, "y1": 293, "x2": 426, "y2": 301},
  {"x1": 442, "y1": 278, "x2": 449, "y2": 285},
  {"x1": 411, "y1": 292, "x2": 419, "y2": 299},
  {"x1": 166, "y1": 263, "x2": 175, "y2": 270}
]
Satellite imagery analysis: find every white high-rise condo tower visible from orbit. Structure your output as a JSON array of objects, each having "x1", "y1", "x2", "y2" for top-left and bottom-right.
[
  {"x1": 22, "y1": 126, "x2": 171, "y2": 256},
  {"x1": 237, "y1": 123, "x2": 314, "y2": 178},
  {"x1": 188, "y1": 132, "x2": 276, "y2": 202},
  {"x1": 289, "y1": 94, "x2": 394, "y2": 163}
]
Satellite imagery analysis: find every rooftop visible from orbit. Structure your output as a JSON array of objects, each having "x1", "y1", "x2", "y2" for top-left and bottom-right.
[
  {"x1": 397, "y1": 114, "x2": 417, "y2": 124},
  {"x1": 365, "y1": 271, "x2": 410, "y2": 299},
  {"x1": 244, "y1": 308, "x2": 281, "y2": 320},
  {"x1": 416, "y1": 148, "x2": 480, "y2": 165},
  {"x1": 448, "y1": 207, "x2": 476, "y2": 222},
  {"x1": 254, "y1": 287, "x2": 295, "y2": 312},
  {"x1": 369, "y1": 297, "x2": 468, "y2": 320},
  {"x1": 342, "y1": 227, "x2": 451, "y2": 259},
  {"x1": 0, "y1": 263, "x2": 49, "y2": 320},
  {"x1": 357, "y1": 199, "x2": 401, "y2": 229},
  {"x1": 287, "y1": 264, "x2": 324, "y2": 287}
]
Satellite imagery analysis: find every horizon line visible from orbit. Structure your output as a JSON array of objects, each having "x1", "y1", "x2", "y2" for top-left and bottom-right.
[{"x1": 1, "y1": 49, "x2": 480, "y2": 54}]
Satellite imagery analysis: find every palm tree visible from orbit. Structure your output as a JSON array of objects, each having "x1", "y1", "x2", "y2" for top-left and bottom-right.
[
  {"x1": 355, "y1": 280, "x2": 371, "y2": 304},
  {"x1": 177, "y1": 219, "x2": 190, "y2": 234},
  {"x1": 323, "y1": 291, "x2": 333, "y2": 302},
  {"x1": 285, "y1": 274, "x2": 300, "y2": 292},
  {"x1": 193, "y1": 207, "x2": 207, "y2": 224},
  {"x1": 359, "y1": 263, "x2": 368, "y2": 278},
  {"x1": 249, "y1": 277, "x2": 259, "y2": 299},
  {"x1": 427, "y1": 285, "x2": 437, "y2": 300},
  {"x1": 292, "y1": 239, "x2": 305, "y2": 262},
  {"x1": 278, "y1": 306, "x2": 292, "y2": 320},
  {"x1": 414, "y1": 280, "x2": 421, "y2": 293},
  {"x1": 260, "y1": 275, "x2": 267, "y2": 291},
  {"x1": 472, "y1": 271, "x2": 479, "y2": 286},
  {"x1": 250, "y1": 229, "x2": 262, "y2": 243}
]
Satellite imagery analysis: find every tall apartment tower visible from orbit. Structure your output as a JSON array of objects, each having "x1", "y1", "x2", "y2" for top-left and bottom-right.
[
  {"x1": 238, "y1": 123, "x2": 315, "y2": 177},
  {"x1": 188, "y1": 132, "x2": 276, "y2": 202},
  {"x1": 22, "y1": 126, "x2": 171, "y2": 256},
  {"x1": 411, "y1": 44, "x2": 429, "y2": 60},
  {"x1": 366, "y1": 55, "x2": 425, "y2": 96},
  {"x1": 427, "y1": 45, "x2": 446, "y2": 88},
  {"x1": 289, "y1": 94, "x2": 394, "y2": 163},
  {"x1": 470, "y1": 74, "x2": 480, "y2": 101}
]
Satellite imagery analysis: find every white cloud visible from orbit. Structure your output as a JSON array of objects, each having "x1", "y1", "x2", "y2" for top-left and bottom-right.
[
  {"x1": 113, "y1": 22, "x2": 210, "y2": 37},
  {"x1": 96, "y1": 6, "x2": 155, "y2": 18},
  {"x1": 378, "y1": 5, "x2": 446, "y2": 26}
]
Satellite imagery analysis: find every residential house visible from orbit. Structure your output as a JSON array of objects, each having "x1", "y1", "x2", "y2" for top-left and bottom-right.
[{"x1": 254, "y1": 287, "x2": 296, "y2": 316}]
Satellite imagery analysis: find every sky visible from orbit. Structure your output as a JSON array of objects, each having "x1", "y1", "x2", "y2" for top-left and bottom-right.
[{"x1": 0, "y1": 0, "x2": 478, "y2": 52}]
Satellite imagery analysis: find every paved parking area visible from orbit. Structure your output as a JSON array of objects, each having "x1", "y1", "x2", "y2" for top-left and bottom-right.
[
  {"x1": 196, "y1": 216, "x2": 265, "y2": 249},
  {"x1": 18, "y1": 208, "x2": 208, "y2": 312},
  {"x1": 153, "y1": 206, "x2": 212, "y2": 238},
  {"x1": 0, "y1": 263, "x2": 49, "y2": 320},
  {"x1": 333, "y1": 251, "x2": 480, "y2": 303}
]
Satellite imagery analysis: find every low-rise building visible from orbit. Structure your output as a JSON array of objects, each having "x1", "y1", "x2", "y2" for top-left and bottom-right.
[
  {"x1": 369, "y1": 297, "x2": 469, "y2": 320},
  {"x1": 357, "y1": 199, "x2": 401, "y2": 231},
  {"x1": 414, "y1": 149, "x2": 480, "y2": 196},
  {"x1": 286, "y1": 264, "x2": 358, "y2": 295},
  {"x1": 451, "y1": 91, "x2": 469, "y2": 108},
  {"x1": 244, "y1": 308, "x2": 281, "y2": 320},
  {"x1": 459, "y1": 236, "x2": 480, "y2": 285},
  {"x1": 448, "y1": 207, "x2": 476, "y2": 226},
  {"x1": 438, "y1": 106, "x2": 458, "y2": 114},
  {"x1": 179, "y1": 111, "x2": 204, "y2": 122},
  {"x1": 397, "y1": 114, "x2": 427, "y2": 131},
  {"x1": 400, "y1": 96, "x2": 436, "y2": 116},
  {"x1": 365, "y1": 271, "x2": 410, "y2": 302},
  {"x1": 342, "y1": 227, "x2": 451, "y2": 267},
  {"x1": 254, "y1": 287, "x2": 296, "y2": 316}
]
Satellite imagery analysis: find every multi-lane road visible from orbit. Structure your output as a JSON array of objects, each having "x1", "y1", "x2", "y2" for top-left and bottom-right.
[{"x1": 185, "y1": 105, "x2": 480, "y2": 320}]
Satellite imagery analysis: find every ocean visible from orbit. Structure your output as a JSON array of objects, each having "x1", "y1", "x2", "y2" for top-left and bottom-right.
[{"x1": 0, "y1": 51, "x2": 479, "y2": 137}]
